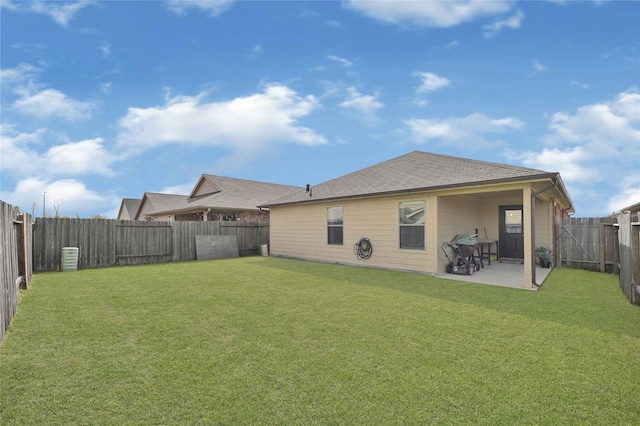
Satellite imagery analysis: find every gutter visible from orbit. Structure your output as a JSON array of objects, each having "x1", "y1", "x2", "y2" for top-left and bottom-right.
[
  {"x1": 530, "y1": 177, "x2": 560, "y2": 287},
  {"x1": 260, "y1": 173, "x2": 562, "y2": 209}
]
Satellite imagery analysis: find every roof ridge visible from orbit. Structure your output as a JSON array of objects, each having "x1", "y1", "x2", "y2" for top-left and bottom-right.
[
  {"x1": 201, "y1": 173, "x2": 300, "y2": 188},
  {"x1": 410, "y1": 150, "x2": 547, "y2": 174}
]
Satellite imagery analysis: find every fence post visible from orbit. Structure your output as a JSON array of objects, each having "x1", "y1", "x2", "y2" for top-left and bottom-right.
[
  {"x1": 0, "y1": 201, "x2": 32, "y2": 343},
  {"x1": 618, "y1": 212, "x2": 640, "y2": 305}
]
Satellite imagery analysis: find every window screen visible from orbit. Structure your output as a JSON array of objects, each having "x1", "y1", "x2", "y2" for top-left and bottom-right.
[
  {"x1": 327, "y1": 207, "x2": 344, "y2": 245},
  {"x1": 399, "y1": 201, "x2": 425, "y2": 250}
]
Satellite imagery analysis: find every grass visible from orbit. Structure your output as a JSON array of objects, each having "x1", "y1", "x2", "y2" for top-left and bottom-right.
[{"x1": 1, "y1": 257, "x2": 638, "y2": 425}]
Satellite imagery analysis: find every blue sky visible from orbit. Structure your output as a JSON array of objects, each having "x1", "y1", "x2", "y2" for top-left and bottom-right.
[{"x1": 1, "y1": 0, "x2": 639, "y2": 218}]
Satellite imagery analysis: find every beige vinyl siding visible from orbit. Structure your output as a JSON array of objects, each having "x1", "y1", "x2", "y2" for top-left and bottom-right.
[
  {"x1": 270, "y1": 181, "x2": 557, "y2": 275},
  {"x1": 534, "y1": 197, "x2": 552, "y2": 249},
  {"x1": 436, "y1": 195, "x2": 482, "y2": 273},
  {"x1": 478, "y1": 195, "x2": 522, "y2": 241},
  {"x1": 270, "y1": 194, "x2": 437, "y2": 273}
]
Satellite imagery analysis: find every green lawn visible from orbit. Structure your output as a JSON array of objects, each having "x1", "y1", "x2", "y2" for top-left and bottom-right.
[{"x1": 1, "y1": 257, "x2": 638, "y2": 425}]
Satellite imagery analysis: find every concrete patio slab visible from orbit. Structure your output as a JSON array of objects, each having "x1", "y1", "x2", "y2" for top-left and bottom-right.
[{"x1": 436, "y1": 261, "x2": 553, "y2": 290}]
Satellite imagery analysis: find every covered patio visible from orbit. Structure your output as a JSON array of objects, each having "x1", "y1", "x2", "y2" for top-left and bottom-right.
[{"x1": 436, "y1": 261, "x2": 553, "y2": 290}]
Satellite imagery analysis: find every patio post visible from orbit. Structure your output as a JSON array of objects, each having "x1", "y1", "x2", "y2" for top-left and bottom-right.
[{"x1": 523, "y1": 186, "x2": 533, "y2": 289}]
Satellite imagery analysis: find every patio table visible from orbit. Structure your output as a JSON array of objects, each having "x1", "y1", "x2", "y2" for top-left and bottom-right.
[{"x1": 476, "y1": 238, "x2": 499, "y2": 265}]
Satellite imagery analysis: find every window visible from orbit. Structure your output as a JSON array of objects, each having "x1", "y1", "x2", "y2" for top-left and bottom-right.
[
  {"x1": 399, "y1": 201, "x2": 425, "y2": 250},
  {"x1": 327, "y1": 207, "x2": 344, "y2": 245},
  {"x1": 504, "y1": 209, "x2": 523, "y2": 234}
]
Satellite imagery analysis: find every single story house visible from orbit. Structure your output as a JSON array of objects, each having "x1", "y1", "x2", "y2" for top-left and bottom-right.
[
  {"x1": 607, "y1": 201, "x2": 640, "y2": 217},
  {"x1": 260, "y1": 151, "x2": 574, "y2": 289},
  {"x1": 117, "y1": 198, "x2": 142, "y2": 220},
  {"x1": 132, "y1": 193, "x2": 189, "y2": 221},
  {"x1": 117, "y1": 175, "x2": 301, "y2": 222}
]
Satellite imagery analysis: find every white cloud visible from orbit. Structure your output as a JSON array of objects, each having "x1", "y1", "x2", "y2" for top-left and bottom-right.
[
  {"x1": 116, "y1": 84, "x2": 326, "y2": 160},
  {"x1": 0, "y1": 125, "x2": 45, "y2": 176},
  {"x1": 12, "y1": 88, "x2": 94, "y2": 121},
  {"x1": 483, "y1": 9, "x2": 524, "y2": 38},
  {"x1": 46, "y1": 138, "x2": 117, "y2": 177},
  {"x1": 100, "y1": 41, "x2": 111, "y2": 58},
  {"x1": 512, "y1": 89, "x2": 640, "y2": 216},
  {"x1": 528, "y1": 60, "x2": 548, "y2": 77},
  {"x1": 0, "y1": 62, "x2": 41, "y2": 86},
  {"x1": 569, "y1": 81, "x2": 590, "y2": 89},
  {"x1": 97, "y1": 82, "x2": 113, "y2": 95},
  {"x1": 545, "y1": 90, "x2": 640, "y2": 146},
  {"x1": 1, "y1": 177, "x2": 107, "y2": 217},
  {"x1": 534, "y1": 60, "x2": 547, "y2": 72},
  {"x1": 1, "y1": 125, "x2": 116, "y2": 179},
  {"x1": 164, "y1": 0, "x2": 234, "y2": 17},
  {"x1": 1, "y1": 0, "x2": 94, "y2": 27},
  {"x1": 344, "y1": 0, "x2": 514, "y2": 27},
  {"x1": 516, "y1": 146, "x2": 596, "y2": 181},
  {"x1": 161, "y1": 182, "x2": 197, "y2": 195},
  {"x1": 413, "y1": 72, "x2": 451, "y2": 106},
  {"x1": 607, "y1": 176, "x2": 640, "y2": 214},
  {"x1": 338, "y1": 87, "x2": 383, "y2": 121},
  {"x1": 244, "y1": 44, "x2": 263, "y2": 59},
  {"x1": 327, "y1": 55, "x2": 353, "y2": 68},
  {"x1": 415, "y1": 72, "x2": 451, "y2": 93},
  {"x1": 405, "y1": 113, "x2": 523, "y2": 146}
]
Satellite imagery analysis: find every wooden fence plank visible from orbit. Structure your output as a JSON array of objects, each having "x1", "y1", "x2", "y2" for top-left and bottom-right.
[
  {"x1": 32, "y1": 218, "x2": 269, "y2": 272},
  {"x1": 558, "y1": 217, "x2": 619, "y2": 273},
  {"x1": 0, "y1": 201, "x2": 33, "y2": 343},
  {"x1": 617, "y1": 213, "x2": 640, "y2": 305}
]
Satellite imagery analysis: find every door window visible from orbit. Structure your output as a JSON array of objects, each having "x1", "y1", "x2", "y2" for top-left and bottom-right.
[{"x1": 504, "y1": 209, "x2": 523, "y2": 234}]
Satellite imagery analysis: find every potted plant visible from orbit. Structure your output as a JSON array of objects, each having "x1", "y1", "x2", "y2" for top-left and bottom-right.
[{"x1": 535, "y1": 246, "x2": 552, "y2": 268}]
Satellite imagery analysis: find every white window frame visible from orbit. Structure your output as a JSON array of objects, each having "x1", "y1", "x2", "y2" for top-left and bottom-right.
[
  {"x1": 399, "y1": 201, "x2": 425, "y2": 250},
  {"x1": 327, "y1": 206, "x2": 344, "y2": 245}
]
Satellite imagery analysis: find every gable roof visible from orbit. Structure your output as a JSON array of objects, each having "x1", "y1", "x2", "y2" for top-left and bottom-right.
[
  {"x1": 135, "y1": 192, "x2": 189, "y2": 219},
  {"x1": 261, "y1": 151, "x2": 571, "y2": 208},
  {"x1": 189, "y1": 175, "x2": 222, "y2": 198},
  {"x1": 145, "y1": 175, "x2": 301, "y2": 216},
  {"x1": 117, "y1": 198, "x2": 142, "y2": 220}
]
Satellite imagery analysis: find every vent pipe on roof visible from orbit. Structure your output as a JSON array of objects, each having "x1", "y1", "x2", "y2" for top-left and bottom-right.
[{"x1": 305, "y1": 184, "x2": 310, "y2": 192}]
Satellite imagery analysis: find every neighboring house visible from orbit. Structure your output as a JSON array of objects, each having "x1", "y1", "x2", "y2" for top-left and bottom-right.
[
  {"x1": 260, "y1": 151, "x2": 574, "y2": 289},
  {"x1": 134, "y1": 193, "x2": 189, "y2": 221},
  {"x1": 607, "y1": 201, "x2": 640, "y2": 217},
  {"x1": 117, "y1": 198, "x2": 142, "y2": 220},
  {"x1": 117, "y1": 175, "x2": 301, "y2": 222}
]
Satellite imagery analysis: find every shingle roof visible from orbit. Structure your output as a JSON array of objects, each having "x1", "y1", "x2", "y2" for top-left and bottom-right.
[
  {"x1": 137, "y1": 193, "x2": 189, "y2": 219},
  {"x1": 147, "y1": 175, "x2": 301, "y2": 215},
  {"x1": 261, "y1": 151, "x2": 558, "y2": 207},
  {"x1": 117, "y1": 198, "x2": 142, "y2": 220},
  {"x1": 187, "y1": 175, "x2": 301, "y2": 210}
]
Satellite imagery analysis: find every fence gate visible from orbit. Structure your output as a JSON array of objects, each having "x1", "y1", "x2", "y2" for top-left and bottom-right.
[{"x1": 558, "y1": 217, "x2": 618, "y2": 273}]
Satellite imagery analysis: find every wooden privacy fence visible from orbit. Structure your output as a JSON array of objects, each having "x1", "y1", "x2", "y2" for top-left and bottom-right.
[
  {"x1": 617, "y1": 212, "x2": 640, "y2": 305},
  {"x1": 0, "y1": 201, "x2": 33, "y2": 343},
  {"x1": 33, "y1": 218, "x2": 269, "y2": 272},
  {"x1": 557, "y1": 217, "x2": 619, "y2": 273},
  {"x1": 557, "y1": 214, "x2": 639, "y2": 305}
]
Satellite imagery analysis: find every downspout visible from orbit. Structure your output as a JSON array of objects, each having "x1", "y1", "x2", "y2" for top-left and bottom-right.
[{"x1": 530, "y1": 178, "x2": 559, "y2": 287}]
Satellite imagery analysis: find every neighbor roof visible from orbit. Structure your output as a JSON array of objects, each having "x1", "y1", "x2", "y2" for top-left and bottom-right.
[
  {"x1": 146, "y1": 175, "x2": 301, "y2": 216},
  {"x1": 117, "y1": 198, "x2": 142, "y2": 220},
  {"x1": 135, "y1": 193, "x2": 189, "y2": 219},
  {"x1": 261, "y1": 151, "x2": 572, "y2": 208}
]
